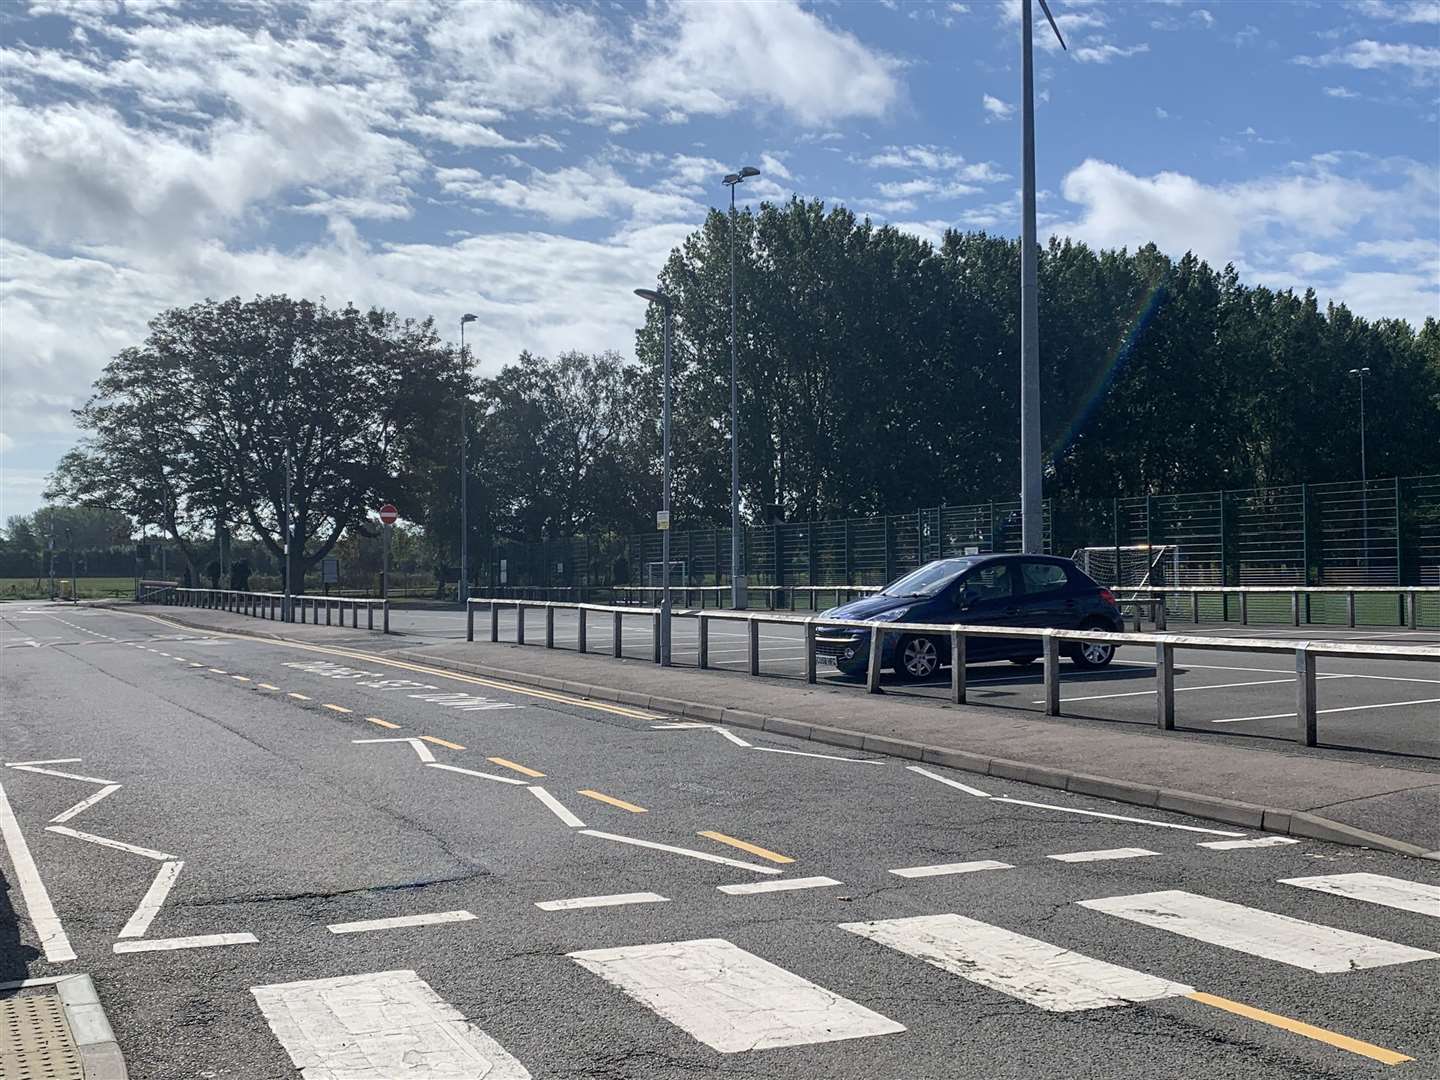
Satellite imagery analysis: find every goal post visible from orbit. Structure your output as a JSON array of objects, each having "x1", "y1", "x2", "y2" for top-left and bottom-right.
[
  {"x1": 1071, "y1": 545, "x2": 1180, "y2": 589},
  {"x1": 644, "y1": 560, "x2": 688, "y2": 588}
]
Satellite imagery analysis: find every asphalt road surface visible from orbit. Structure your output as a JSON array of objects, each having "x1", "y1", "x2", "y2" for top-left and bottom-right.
[{"x1": 3, "y1": 601, "x2": 1439, "y2": 1080}]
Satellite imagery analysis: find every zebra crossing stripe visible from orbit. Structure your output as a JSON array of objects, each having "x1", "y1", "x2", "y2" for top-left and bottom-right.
[
  {"x1": 1047, "y1": 848, "x2": 1159, "y2": 863},
  {"x1": 252, "y1": 970, "x2": 531, "y2": 1079},
  {"x1": 889, "y1": 860, "x2": 1012, "y2": 879},
  {"x1": 840, "y1": 913, "x2": 1191, "y2": 1012},
  {"x1": 1279, "y1": 873, "x2": 1440, "y2": 918},
  {"x1": 1078, "y1": 890, "x2": 1439, "y2": 972},
  {"x1": 569, "y1": 938, "x2": 905, "y2": 1052}
]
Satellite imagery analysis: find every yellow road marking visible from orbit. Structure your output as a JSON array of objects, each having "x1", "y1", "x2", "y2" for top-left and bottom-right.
[
  {"x1": 322, "y1": 703, "x2": 352, "y2": 714},
  {"x1": 257, "y1": 683, "x2": 280, "y2": 690},
  {"x1": 421, "y1": 735, "x2": 465, "y2": 751},
  {"x1": 697, "y1": 830, "x2": 795, "y2": 864},
  {"x1": 231, "y1": 675, "x2": 251, "y2": 682},
  {"x1": 1186, "y1": 992, "x2": 1412, "y2": 1066},
  {"x1": 578, "y1": 789, "x2": 647, "y2": 813},
  {"x1": 366, "y1": 717, "x2": 400, "y2": 729},
  {"x1": 288, "y1": 693, "x2": 311, "y2": 700},
  {"x1": 487, "y1": 756, "x2": 543, "y2": 777},
  {"x1": 208, "y1": 668, "x2": 227, "y2": 674}
]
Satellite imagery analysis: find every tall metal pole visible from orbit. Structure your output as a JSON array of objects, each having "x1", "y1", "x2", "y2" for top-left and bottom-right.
[
  {"x1": 1357, "y1": 367, "x2": 1369, "y2": 578},
  {"x1": 729, "y1": 183, "x2": 745, "y2": 609},
  {"x1": 661, "y1": 294, "x2": 673, "y2": 666},
  {"x1": 1019, "y1": 0, "x2": 1044, "y2": 555},
  {"x1": 459, "y1": 317, "x2": 469, "y2": 604},
  {"x1": 66, "y1": 527, "x2": 75, "y2": 602}
]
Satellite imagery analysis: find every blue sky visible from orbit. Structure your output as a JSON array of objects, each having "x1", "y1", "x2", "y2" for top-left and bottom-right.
[{"x1": 2, "y1": 0, "x2": 1437, "y2": 520}]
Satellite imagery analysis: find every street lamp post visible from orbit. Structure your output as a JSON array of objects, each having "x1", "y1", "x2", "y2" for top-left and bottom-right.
[
  {"x1": 723, "y1": 166, "x2": 759, "y2": 607},
  {"x1": 636, "y1": 287, "x2": 674, "y2": 666},
  {"x1": 459, "y1": 313, "x2": 478, "y2": 604},
  {"x1": 1349, "y1": 366, "x2": 1371, "y2": 577}
]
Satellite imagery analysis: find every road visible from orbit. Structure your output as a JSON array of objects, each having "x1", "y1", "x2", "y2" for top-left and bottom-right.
[{"x1": 3, "y1": 601, "x2": 1439, "y2": 1079}]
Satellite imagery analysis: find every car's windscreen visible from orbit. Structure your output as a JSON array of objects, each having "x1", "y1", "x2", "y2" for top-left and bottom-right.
[{"x1": 881, "y1": 559, "x2": 975, "y2": 598}]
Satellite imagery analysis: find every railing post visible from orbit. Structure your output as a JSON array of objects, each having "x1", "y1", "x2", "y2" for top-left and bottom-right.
[
  {"x1": 1156, "y1": 641, "x2": 1175, "y2": 731},
  {"x1": 1221, "y1": 590, "x2": 1228, "y2": 622},
  {"x1": 748, "y1": 618, "x2": 760, "y2": 675},
  {"x1": 613, "y1": 611, "x2": 622, "y2": 657},
  {"x1": 1292, "y1": 590, "x2": 1300, "y2": 627},
  {"x1": 1154, "y1": 592, "x2": 1167, "y2": 631},
  {"x1": 578, "y1": 608, "x2": 587, "y2": 653},
  {"x1": 804, "y1": 620, "x2": 816, "y2": 684},
  {"x1": 467, "y1": 602, "x2": 475, "y2": 642},
  {"x1": 1408, "y1": 590, "x2": 1418, "y2": 630},
  {"x1": 866, "y1": 625, "x2": 883, "y2": 694},
  {"x1": 1347, "y1": 592, "x2": 1356, "y2": 628},
  {"x1": 546, "y1": 606, "x2": 555, "y2": 649},
  {"x1": 325, "y1": 599, "x2": 332, "y2": 626},
  {"x1": 1192, "y1": 592, "x2": 1199, "y2": 624},
  {"x1": 1296, "y1": 646, "x2": 1317, "y2": 746},
  {"x1": 950, "y1": 628, "x2": 965, "y2": 704},
  {"x1": 698, "y1": 614, "x2": 709, "y2": 669},
  {"x1": 1239, "y1": 592, "x2": 1248, "y2": 626},
  {"x1": 1043, "y1": 634, "x2": 1060, "y2": 716}
]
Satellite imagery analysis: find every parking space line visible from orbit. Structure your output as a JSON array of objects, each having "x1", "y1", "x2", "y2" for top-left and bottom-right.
[
  {"x1": 231, "y1": 675, "x2": 251, "y2": 682},
  {"x1": 1186, "y1": 991, "x2": 1412, "y2": 1065},
  {"x1": 1042, "y1": 675, "x2": 1349, "y2": 704},
  {"x1": 488, "y1": 756, "x2": 544, "y2": 777},
  {"x1": 1211, "y1": 697, "x2": 1440, "y2": 724},
  {"x1": 697, "y1": 830, "x2": 794, "y2": 864},
  {"x1": 426, "y1": 762, "x2": 526, "y2": 784},
  {"x1": 577, "y1": 790, "x2": 647, "y2": 812},
  {"x1": 907, "y1": 765, "x2": 990, "y2": 797}
]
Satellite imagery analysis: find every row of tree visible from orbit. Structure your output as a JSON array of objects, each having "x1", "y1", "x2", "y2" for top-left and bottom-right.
[{"x1": 44, "y1": 198, "x2": 1440, "y2": 585}]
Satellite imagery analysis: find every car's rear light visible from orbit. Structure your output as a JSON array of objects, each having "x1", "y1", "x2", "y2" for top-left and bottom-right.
[{"x1": 1099, "y1": 588, "x2": 1117, "y2": 605}]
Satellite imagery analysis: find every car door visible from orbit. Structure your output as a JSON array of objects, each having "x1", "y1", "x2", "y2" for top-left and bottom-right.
[
  {"x1": 1014, "y1": 560, "x2": 1075, "y2": 629},
  {"x1": 951, "y1": 560, "x2": 1024, "y2": 660}
]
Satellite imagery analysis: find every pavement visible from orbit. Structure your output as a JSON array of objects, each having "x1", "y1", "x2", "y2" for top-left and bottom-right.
[{"x1": 3, "y1": 599, "x2": 1439, "y2": 1080}]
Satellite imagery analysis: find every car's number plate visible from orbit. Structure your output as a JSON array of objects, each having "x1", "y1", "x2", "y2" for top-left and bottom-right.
[{"x1": 816, "y1": 653, "x2": 840, "y2": 669}]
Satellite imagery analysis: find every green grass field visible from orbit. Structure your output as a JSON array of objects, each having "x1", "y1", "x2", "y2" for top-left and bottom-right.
[{"x1": 0, "y1": 576, "x2": 137, "y2": 600}]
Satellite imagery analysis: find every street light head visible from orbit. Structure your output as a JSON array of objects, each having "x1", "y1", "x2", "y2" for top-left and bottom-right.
[
  {"x1": 634, "y1": 287, "x2": 670, "y2": 308},
  {"x1": 1348, "y1": 367, "x2": 1370, "y2": 375},
  {"x1": 722, "y1": 173, "x2": 741, "y2": 186},
  {"x1": 738, "y1": 166, "x2": 760, "y2": 178},
  {"x1": 460, "y1": 313, "x2": 478, "y2": 324}
]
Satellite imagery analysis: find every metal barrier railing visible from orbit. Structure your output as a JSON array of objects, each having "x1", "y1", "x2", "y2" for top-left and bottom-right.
[
  {"x1": 466, "y1": 597, "x2": 1439, "y2": 749},
  {"x1": 160, "y1": 587, "x2": 390, "y2": 632},
  {"x1": 1118, "y1": 585, "x2": 1440, "y2": 630},
  {"x1": 479, "y1": 584, "x2": 882, "y2": 610}
]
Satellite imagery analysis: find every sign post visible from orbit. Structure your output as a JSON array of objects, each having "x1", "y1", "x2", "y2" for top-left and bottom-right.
[{"x1": 378, "y1": 503, "x2": 397, "y2": 601}]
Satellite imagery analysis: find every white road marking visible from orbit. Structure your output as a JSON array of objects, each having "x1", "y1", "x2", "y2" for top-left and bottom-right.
[
  {"x1": 352, "y1": 737, "x2": 436, "y2": 763},
  {"x1": 529, "y1": 786, "x2": 585, "y2": 828},
  {"x1": 717, "y1": 876, "x2": 843, "y2": 895},
  {"x1": 114, "y1": 933, "x2": 258, "y2": 953},
  {"x1": 1210, "y1": 698, "x2": 1440, "y2": 724},
  {"x1": 1047, "y1": 847, "x2": 1160, "y2": 863},
  {"x1": 49, "y1": 784, "x2": 122, "y2": 824},
  {"x1": 4, "y1": 759, "x2": 83, "y2": 767},
  {"x1": 713, "y1": 727, "x2": 752, "y2": 747},
  {"x1": 118, "y1": 860, "x2": 184, "y2": 938},
  {"x1": 1078, "y1": 890, "x2": 1438, "y2": 972},
  {"x1": 327, "y1": 910, "x2": 477, "y2": 935},
  {"x1": 841, "y1": 913, "x2": 1191, "y2": 1012},
  {"x1": 536, "y1": 892, "x2": 669, "y2": 911},
  {"x1": 652, "y1": 722, "x2": 711, "y2": 729},
  {"x1": 7, "y1": 765, "x2": 117, "y2": 785},
  {"x1": 570, "y1": 938, "x2": 905, "y2": 1052},
  {"x1": 1198, "y1": 836, "x2": 1300, "y2": 850},
  {"x1": 1279, "y1": 873, "x2": 1440, "y2": 918},
  {"x1": 46, "y1": 825, "x2": 176, "y2": 861},
  {"x1": 752, "y1": 746, "x2": 884, "y2": 763},
  {"x1": 907, "y1": 765, "x2": 990, "y2": 797},
  {"x1": 425, "y1": 762, "x2": 529, "y2": 785},
  {"x1": 1042, "y1": 674, "x2": 1348, "y2": 704},
  {"x1": 580, "y1": 829, "x2": 784, "y2": 874},
  {"x1": 889, "y1": 860, "x2": 1013, "y2": 879},
  {"x1": 990, "y1": 798, "x2": 1247, "y2": 836},
  {"x1": 0, "y1": 780, "x2": 75, "y2": 963}
]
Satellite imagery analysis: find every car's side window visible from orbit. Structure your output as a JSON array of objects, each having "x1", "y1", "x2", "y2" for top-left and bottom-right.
[
  {"x1": 1020, "y1": 561, "x2": 1069, "y2": 596},
  {"x1": 959, "y1": 564, "x2": 1013, "y2": 606}
]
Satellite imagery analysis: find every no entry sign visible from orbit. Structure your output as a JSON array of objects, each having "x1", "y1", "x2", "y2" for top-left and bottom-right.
[{"x1": 378, "y1": 503, "x2": 398, "y2": 525}]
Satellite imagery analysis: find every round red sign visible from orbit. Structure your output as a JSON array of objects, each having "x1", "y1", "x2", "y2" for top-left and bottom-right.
[{"x1": 378, "y1": 503, "x2": 398, "y2": 525}]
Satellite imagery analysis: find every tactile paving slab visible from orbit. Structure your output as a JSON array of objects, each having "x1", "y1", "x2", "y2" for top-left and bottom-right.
[{"x1": 0, "y1": 991, "x2": 85, "y2": 1080}]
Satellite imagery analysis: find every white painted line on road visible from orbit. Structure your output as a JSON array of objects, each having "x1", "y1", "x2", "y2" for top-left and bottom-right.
[
  {"x1": 118, "y1": 860, "x2": 184, "y2": 938},
  {"x1": 753, "y1": 746, "x2": 884, "y2": 763},
  {"x1": 1280, "y1": 873, "x2": 1440, "y2": 918},
  {"x1": 1040, "y1": 674, "x2": 1348, "y2": 705},
  {"x1": 353, "y1": 737, "x2": 436, "y2": 763},
  {"x1": 989, "y1": 798, "x2": 1247, "y2": 836},
  {"x1": 1078, "y1": 890, "x2": 1438, "y2": 972},
  {"x1": 529, "y1": 785, "x2": 585, "y2": 827},
  {"x1": 570, "y1": 938, "x2": 905, "y2": 1052},
  {"x1": 536, "y1": 892, "x2": 668, "y2": 911},
  {"x1": 5, "y1": 759, "x2": 82, "y2": 767},
  {"x1": 8, "y1": 765, "x2": 117, "y2": 785},
  {"x1": 581, "y1": 829, "x2": 785, "y2": 874},
  {"x1": 713, "y1": 727, "x2": 752, "y2": 747},
  {"x1": 1198, "y1": 836, "x2": 1299, "y2": 850},
  {"x1": 49, "y1": 784, "x2": 122, "y2": 824},
  {"x1": 252, "y1": 969, "x2": 532, "y2": 1079},
  {"x1": 842, "y1": 913, "x2": 1191, "y2": 1012},
  {"x1": 717, "y1": 876, "x2": 842, "y2": 895},
  {"x1": 0, "y1": 780, "x2": 75, "y2": 963},
  {"x1": 327, "y1": 910, "x2": 477, "y2": 934},
  {"x1": 1048, "y1": 847, "x2": 1160, "y2": 863},
  {"x1": 46, "y1": 825, "x2": 176, "y2": 861},
  {"x1": 1210, "y1": 698, "x2": 1440, "y2": 724},
  {"x1": 425, "y1": 762, "x2": 529, "y2": 785},
  {"x1": 907, "y1": 765, "x2": 990, "y2": 797},
  {"x1": 114, "y1": 932, "x2": 258, "y2": 954},
  {"x1": 889, "y1": 860, "x2": 1013, "y2": 879},
  {"x1": 652, "y1": 722, "x2": 711, "y2": 729}
]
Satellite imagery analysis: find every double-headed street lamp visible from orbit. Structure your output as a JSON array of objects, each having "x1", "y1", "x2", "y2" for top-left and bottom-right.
[
  {"x1": 1349, "y1": 366, "x2": 1371, "y2": 575},
  {"x1": 459, "y1": 313, "x2": 478, "y2": 603},
  {"x1": 723, "y1": 165, "x2": 759, "y2": 608},
  {"x1": 636, "y1": 286, "x2": 674, "y2": 666}
]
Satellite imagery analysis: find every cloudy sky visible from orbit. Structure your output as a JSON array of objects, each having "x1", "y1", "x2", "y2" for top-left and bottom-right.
[{"x1": 2, "y1": 0, "x2": 1437, "y2": 519}]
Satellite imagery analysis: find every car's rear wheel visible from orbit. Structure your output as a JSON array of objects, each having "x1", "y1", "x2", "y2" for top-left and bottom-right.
[
  {"x1": 1070, "y1": 623, "x2": 1116, "y2": 669},
  {"x1": 895, "y1": 635, "x2": 942, "y2": 681}
]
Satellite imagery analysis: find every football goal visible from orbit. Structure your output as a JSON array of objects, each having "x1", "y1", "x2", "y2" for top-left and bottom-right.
[
  {"x1": 644, "y1": 560, "x2": 689, "y2": 588},
  {"x1": 1071, "y1": 545, "x2": 1180, "y2": 588}
]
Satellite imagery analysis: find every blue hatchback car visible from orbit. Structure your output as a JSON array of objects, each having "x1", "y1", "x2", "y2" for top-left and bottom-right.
[{"x1": 814, "y1": 554, "x2": 1124, "y2": 680}]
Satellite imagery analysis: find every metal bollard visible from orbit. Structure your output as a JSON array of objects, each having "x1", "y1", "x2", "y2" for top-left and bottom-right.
[
  {"x1": 950, "y1": 628, "x2": 966, "y2": 704},
  {"x1": 382, "y1": 601, "x2": 390, "y2": 634},
  {"x1": 804, "y1": 621, "x2": 816, "y2": 684},
  {"x1": 490, "y1": 603, "x2": 499, "y2": 643},
  {"x1": 1296, "y1": 646, "x2": 1317, "y2": 746},
  {"x1": 467, "y1": 603, "x2": 475, "y2": 642},
  {"x1": 578, "y1": 608, "x2": 587, "y2": 653},
  {"x1": 698, "y1": 615, "x2": 708, "y2": 668},
  {"x1": 748, "y1": 618, "x2": 760, "y2": 675},
  {"x1": 1408, "y1": 591, "x2": 1418, "y2": 630},
  {"x1": 1156, "y1": 641, "x2": 1175, "y2": 730},
  {"x1": 546, "y1": 606, "x2": 555, "y2": 649},
  {"x1": 613, "y1": 611, "x2": 623, "y2": 657},
  {"x1": 1043, "y1": 635, "x2": 1060, "y2": 716},
  {"x1": 866, "y1": 627, "x2": 883, "y2": 694}
]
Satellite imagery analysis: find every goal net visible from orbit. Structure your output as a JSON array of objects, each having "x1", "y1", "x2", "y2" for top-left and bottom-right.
[
  {"x1": 1071, "y1": 545, "x2": 1179, "y2": 589},
  {"x1": 644, "y1": 560, "x2": 689, "y2": 588}
]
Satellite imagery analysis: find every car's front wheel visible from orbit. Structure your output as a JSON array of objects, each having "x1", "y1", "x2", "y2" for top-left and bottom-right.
[
  {"x1": 1070, "y1": 627, "x2": 1116, "y2": 669},
  {"x1": 894, "y1": 635, "x2": 942, "y2": 681}
]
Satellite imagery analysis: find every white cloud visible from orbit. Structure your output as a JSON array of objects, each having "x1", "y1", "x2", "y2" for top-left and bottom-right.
[
  {"x1": 875, "y1": 178, "x2": 981, "y2": 200},
  {"x1": 1074, "y1": 42, "x2": 1150, "y2": 64},
  {"x1": 1155, "y1": 106, "x2": 1170, "y2": 119},
  {"x1": 982, "y1": 94, "x2": 1015, "y2": 120},
  {"x1": 1296, "y1": 39, "x2": 1440, "y2": 75},
  {"x1": 1347, "y1": 1, "x2": 1440, "y2": 25},
  {"x1": 759, "y1": 153, "x2": 794, "y2": 182},
  {"x1": 1324, "y1": 85, "x2": 1362, "y2": 98}
]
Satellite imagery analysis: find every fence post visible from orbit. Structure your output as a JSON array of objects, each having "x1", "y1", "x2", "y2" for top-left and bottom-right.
[
  {"x1": 1043, "y1": 635, "x2": 1060, "y2": 716},
  {"x1": 352, "y1": 602, "x2": 358, "y2": 628},
  {"x1": 1291, "y1": 591, "x2": 1300, "y2": 627},
  {"x1": 950, "y1": 628, "x2": 965, "y2": 704},
  {"x1": 1191, "y1": 592, "x2": 1199, "y2": 624},
  {"x1": 545, "y1": 606, "x2": 555, "y2": 648},
  {"x1": 805, "y1": 620, "x2": 816, "y2": 684},
  {"x1": 1239, "y1": 592, "x2": 1248, "y2": 626},
  {"x1": 844, "y1": 519, "x2": 853, "y2": 586},
  {"x1": 1156, "y1": 641, "x2": 1175, "y2": 730},
  {"x1": 1154, "y1": 592, "x2": 1167, "y2": 631},
  {"x1": 866, "y1": 626, "x2": 883, "y2": 694},
  {"x1": 325, "y1": 599, "x2": 332, "y2": 626},
  {"x1": 1408, "y1": 590, "x2": 1418, "y2": 630},
  {"x1": 748, "y1": 618, "x2": 760, "y2": 676},
  {"x1": 467, "y1": 602, "x2": 475, "y2": 642},
  {"x1": 1346, "y1": 592, "x2": 1356, "y2": 628},
  {"x1": 1296, "y1": 646, "x2": 1317, "y2": 746},
  {"x1": 578, "y1": 608, "x2": 587, "y2": 653},
  {"x1": 613, "y1": 611, "x2": 622, "y2": 657},
  {"x1": 698, "y1": 615, "x2": 709, "y2": 669},
  {"x1": 490, "y1": 603, "x2": 499, "y2": 643},
  {"x1": 517, "y1": 603, "x2": 525, "y2": 645},
  {"x1": 884, "y1": 517, "x2": 895, "y2": 583}
]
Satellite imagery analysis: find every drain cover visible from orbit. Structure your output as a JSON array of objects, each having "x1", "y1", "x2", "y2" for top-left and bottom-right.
[{"x1": 0, "y1": 991, "x2": 85, "y2": 1080}]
